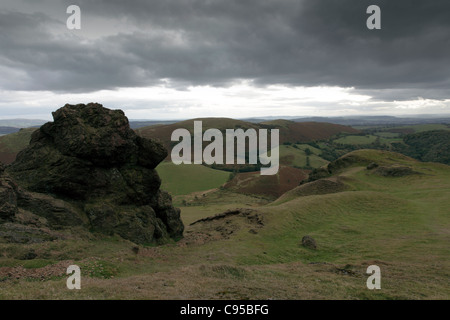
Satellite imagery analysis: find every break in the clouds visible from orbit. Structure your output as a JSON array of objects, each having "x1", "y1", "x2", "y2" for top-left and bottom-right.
[{"x1": 0, "y1": 0, "x2": 449, "y2": 119}]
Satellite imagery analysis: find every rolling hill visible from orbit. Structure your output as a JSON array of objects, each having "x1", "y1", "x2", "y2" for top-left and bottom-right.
[
  {"x1": 136, "y1": 118, "x2": 359, "y2": 159},
  {"x1": 1, "y1": 149, "x2": 448, "y2": 299}
]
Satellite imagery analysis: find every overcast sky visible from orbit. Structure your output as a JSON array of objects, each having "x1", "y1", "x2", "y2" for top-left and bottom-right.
[{"x1": 1, "y1": 0, "x2": 449, "y2": 120}]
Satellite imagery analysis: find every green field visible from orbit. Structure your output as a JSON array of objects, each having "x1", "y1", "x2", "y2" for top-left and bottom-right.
[
  {"x1": 1, "y1": 150, "x2": 449, "y2": 299},
  {"x1": 333, "y1": 134, "x2": 402, "y2": 146},
  {"x1": 279, "y1": 144, "x2": 328, "y2": 168},
  {"x1": 156, "y1": 161, "x2": 230, "y2": 196},
  {"x1": 393, "y1": 124, "x2": 450, "y2": 133},
  {"x1": 374, "y1": 131, "x2": 401, "y2": 138},
  {"x1": 352, "y1": 123, "x2": 450, "y2": 132},
  {"x1": 334, "y1": 135, "x2": 378, "y2": 145}
]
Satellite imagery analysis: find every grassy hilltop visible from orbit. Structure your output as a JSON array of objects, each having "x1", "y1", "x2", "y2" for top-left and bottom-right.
[{"x1": 1, "y1": 149, "x2": 449, "y2": 299}]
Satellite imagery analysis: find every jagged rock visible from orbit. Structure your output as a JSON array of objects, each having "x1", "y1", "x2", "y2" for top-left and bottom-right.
[
  {"x1": 0, "y1": 167, "x2": 19, "y2": 222},
  {"x1": 6, "y1": 103, "x2": 184, "y2": 244},
  {"x1": 0, "y1": 186, "x2": 17, "y2": 222},
  {"x1": 301, "y1": 235, "x2": 317, "y2": 249},
  {"x1": 0, "y1": 162, "x2": 85, "y2": 243},
  {"x1": 17, "y1": 190, "x2": 85, "y2": 228}
]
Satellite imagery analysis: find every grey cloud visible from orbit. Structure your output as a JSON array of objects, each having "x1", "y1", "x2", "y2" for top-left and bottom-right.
[{"x1": 0, "y1": 0, "x2": 449, "y2": 100}]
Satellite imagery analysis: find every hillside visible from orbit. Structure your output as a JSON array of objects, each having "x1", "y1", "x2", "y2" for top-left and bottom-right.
[
  {"x1": 136, "y1": 117, "x2": 260, "y2": 146},
  {"x1": 1, "y1": 149, "x2": 448, "y2": 299},
  {"x1": 0, "y1": 127, "x2": 20, "y2": 135},
  {"x1": 0, "y1": 128, "x2": 36, "y2": 164},
  {"x1": 392, "y1": 130, "x2": 450, "y2": 165},
  {"x1": 264, "y1": 120, "x2": 359, "y2": 144},
  {"x1": 156, "y1": 161, "x2": 230, "y2": 196},
  {"x1": 223, "y1": 165, "x2": 309, "y2": 199},
  {"x1": 278, "y1": 143, "x2": 328, "y2": 168},
  {"x1": 136, "y1": 118, "x2": 359, "y2": 159}
]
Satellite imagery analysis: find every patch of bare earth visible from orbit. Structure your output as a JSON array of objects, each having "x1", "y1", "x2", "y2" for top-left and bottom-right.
[
  {"x1": 0, "y1": 260, "x2": 74, "y2": 280},
  {"x1": 178, "y1": 208, "x2": 264, "y2": 246}
]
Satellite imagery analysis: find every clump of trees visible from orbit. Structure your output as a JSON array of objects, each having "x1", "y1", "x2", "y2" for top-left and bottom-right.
[{"x1": 392, "y1": 130, "x2": 450, "y2": 165}]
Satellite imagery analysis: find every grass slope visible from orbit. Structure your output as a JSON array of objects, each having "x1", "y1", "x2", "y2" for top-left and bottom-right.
[
  {"x1": 1, "y1": 151, "x2": 449, "y2": 300},
  {"x1": 279, "y1": 144, "x2": 328, "y2": 168},
  {"x1": 156, "y1": 161, "x2": 230, "y2": 196},
  {"x1": 0, "y1": 128, "x2": 36, "y2": 164}
]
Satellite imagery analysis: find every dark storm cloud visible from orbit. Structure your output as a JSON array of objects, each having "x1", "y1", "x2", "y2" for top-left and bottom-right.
[
  {"x1": 0, "y1": 10, "x2": 161, "y2": 92},
  {"x1": 1, "y1": 0, "x2": 449, "y2": 99}
]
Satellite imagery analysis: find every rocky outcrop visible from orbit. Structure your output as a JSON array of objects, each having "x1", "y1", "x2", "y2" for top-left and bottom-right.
[
  {"x1": 5, "y1": 103, "x2": 184, "y2": 244},
  {"x1": 0, "y1": 163, "x2": 19, "y2": 222},
  {"x1": 0, "y1": 163, "x2": 82, "y2": 243}
]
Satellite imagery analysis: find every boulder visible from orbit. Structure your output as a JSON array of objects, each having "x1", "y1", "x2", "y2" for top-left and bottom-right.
[
  {"x1": 301, "y1": 235, "x2": 317, "y2": 249},
  {"x1": 6, "y1": 103, "x2": 184, "y2": 244}
]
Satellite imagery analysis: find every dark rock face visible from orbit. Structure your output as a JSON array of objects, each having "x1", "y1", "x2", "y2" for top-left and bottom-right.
[
  {"x1": 5, "y1": 103, "x2": 184, "y2": 244},
  {"x1": 0, "y1": 171, "x2": 18, "y2": 222},
  {"x1": 0, "y1": 165, "x2": 83, "y2": 243}
]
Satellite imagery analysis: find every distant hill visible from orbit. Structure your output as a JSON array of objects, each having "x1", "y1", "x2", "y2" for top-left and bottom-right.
[
  {"x1": 129, "y1": 120, "x2": 177, "y2": 129},
  {"x1": 136, "y1": 117, "x2": 261, "y2": 141},
  {"x1": 248, "y1": 115, "x2": 450, "y2": 126},
  {"x1": 295, "y1": 116, "x2": 405, "y2": 126},
  {"x1": 0, "y1": 119, "x2": 46, "y2": 128},
  {"x1": 262, "y1": 119, "x2": 359, "y2": 144},
  {"x1": 136, "y1": 118, "x2": 359, "y2": 160}
]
